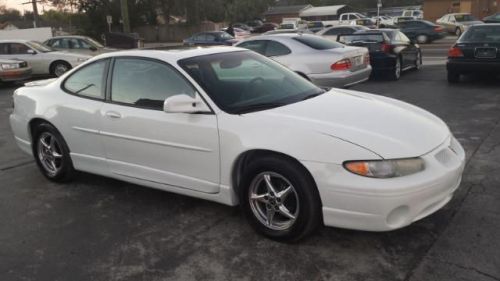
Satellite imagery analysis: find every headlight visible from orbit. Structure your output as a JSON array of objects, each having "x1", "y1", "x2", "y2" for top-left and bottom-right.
[
  {"x1": 344, "y1": 158, "x2": 425, "y2": 178},
  {"x1": 1, "y1": 63, "x2": 19, "y2": 70},
  {"x1": 77, "y1": 58, "x2": 88, "y2": 62}
]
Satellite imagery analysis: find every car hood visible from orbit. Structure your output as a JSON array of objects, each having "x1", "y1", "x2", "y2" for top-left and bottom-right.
[{"x1": 247, "y1": 89, "x2": 449, "y2": 159}]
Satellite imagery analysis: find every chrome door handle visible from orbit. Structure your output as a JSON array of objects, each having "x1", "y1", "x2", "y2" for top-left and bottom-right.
[{"x1": 105, "y1": 111, "x2": 122, "y2": 119}]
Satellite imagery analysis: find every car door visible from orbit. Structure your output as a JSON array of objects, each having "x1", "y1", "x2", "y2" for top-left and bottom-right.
[
  {"x1": 447, "y1": 15, "x2": 456, "y2": 32},
  {"x1": 58, "y1": 59, "x2": 109, "y2": 174},
  {"x1": 100, "y1": 57, "x2": 220, "y2": 194},
  {"x1": 262, "y1": 40, "x2": 292, "y2": 66},
  {"x1": 397, "y1": 32, "x2": 417, "y2": 67}
]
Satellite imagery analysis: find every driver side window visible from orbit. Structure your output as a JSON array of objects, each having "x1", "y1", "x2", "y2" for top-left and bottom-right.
[{"x1": 111, "y1": 58, "x2": 196, "y2": 110}]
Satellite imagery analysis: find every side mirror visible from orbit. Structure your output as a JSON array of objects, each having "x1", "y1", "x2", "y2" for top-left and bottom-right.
[
  {"x1": 163, "y1": 94, "x2": 211, "y2": 114},
  {"x1": 89, "y1": 46, "x2": 98, "y2": 51},
  {"x1": 27, "y1": 49, "x2": 36, "y2": 55}
]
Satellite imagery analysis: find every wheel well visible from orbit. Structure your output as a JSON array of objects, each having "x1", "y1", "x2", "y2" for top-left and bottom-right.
[
  {"x1": 231, "y1": 149, "x2": 317, "y2": 198},
  {"x1": 28, "y1": 118, "x2": 54, "y2": 143},
  {"x1": 295, "y1": 71, "x2": 310, "y2": 81},
  {"x1": 49, "y1": 60, "x2": 71, "y2": 74}
]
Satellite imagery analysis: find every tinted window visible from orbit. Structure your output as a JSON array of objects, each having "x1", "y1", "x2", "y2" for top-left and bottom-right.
[
  {"x1": 460, "y1": 26, "x2": 500, "y2": 42},
  {"x1": 9, "y1": 43, "x2": 30, "y2": 54},
  {"x1": 293, "y1": 35, "x2": 343, "y2": 50},
  {"x1": 0, "y1": 43, "x2": 7, "y2": 54},
  {"x1": 193, "y1": 34, "x2": 205, "y2": 41},
  {"x1": 111, "y1": 58, "x2": 195, "y2": 110},
  {"x1": 455, "y1": 14, "x2": 477, "y2": 22},
  {"x1": 325, "y1": 27, "x2": 351, "y2": 35},
  {"x1": 64, "y1": 60, "x2": 107, "y2": 98},
  {"x1": 265, "y1": 41, "x2": 291, "y2": 56},
  {"x1": 238, "y1": 40, "x2": 266, "y2": 54},
  {"x1": 205, "y1": 34, "x2": 216, "y2": 42}
]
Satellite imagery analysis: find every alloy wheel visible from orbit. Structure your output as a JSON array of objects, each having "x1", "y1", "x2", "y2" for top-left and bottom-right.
[
  {"x1": 54, "y1": 64, "x2": 69, "y2": 77},
  {"x1": 37, "y1": 132, "x2": 63, "y2": 177},
  {"x1": 395, "y1": 59, "x2": 401, "y2": 79},
  {"x1": 248, "y1": 172, "x2": 299, "y2": 231}
]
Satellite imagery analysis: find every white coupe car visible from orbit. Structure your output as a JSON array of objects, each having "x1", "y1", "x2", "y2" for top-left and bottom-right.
[
  {"x1": 0, "y1": 40, "x2": 90, "y2": 77},
  {"x1": 10, "y1": 48, "x2": 465, "y2": 241},
  {"x1": 236, "y1": 34, "x2": 372, "y2": 88}
]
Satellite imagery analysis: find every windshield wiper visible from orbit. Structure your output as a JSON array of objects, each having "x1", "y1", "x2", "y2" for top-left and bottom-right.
[
  {"x1": 74, "y1": 84, "x2": 95, "y2": 94},
  {"x1": 232, "y1": 102, "x2": 287, "y2": 114}
]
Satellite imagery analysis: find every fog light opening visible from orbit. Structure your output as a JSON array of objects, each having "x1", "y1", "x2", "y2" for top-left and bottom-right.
[{"x1": 386, "y1": 205, "x2": 410, "y2": 228}]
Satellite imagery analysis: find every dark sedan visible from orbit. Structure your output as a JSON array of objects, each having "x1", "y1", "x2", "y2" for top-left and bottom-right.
[
  {"x1": 183, "y1": 32, "x2": 237, "y2": 46},
  {"x1": 252, "y1": 23, "x2": 278, "y2": 34},
  {"x1": 338, "y1": 29, "x2": 422, "y2": 80},
  {"x1": 447, "y1": 24, "x2": 500, "y2": 83},
  {"x1": 397, "y1": 20, "x2": 447, "y2": 44},
  {"x1": 483, "y1": 13, "x2": 500, "y2": 23}
]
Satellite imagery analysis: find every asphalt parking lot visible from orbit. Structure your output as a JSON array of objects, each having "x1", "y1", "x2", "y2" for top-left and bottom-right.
[{"x1": 1, "y1": 46, "x2": 500, "y2": 281}]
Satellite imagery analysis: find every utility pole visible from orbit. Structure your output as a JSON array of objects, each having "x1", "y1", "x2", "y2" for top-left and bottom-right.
[
  {"x1": 22, "y1": 0, "x2": 41, "y2": 28},
  {"x1": 120, "y1": 0, "x2": 131, "y2": 33}
]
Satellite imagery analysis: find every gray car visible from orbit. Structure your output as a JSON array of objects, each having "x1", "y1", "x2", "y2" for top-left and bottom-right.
[
  {"x1": 44, "y1": 36, "x2": 117, "y2": 56},
  {"x1": 436, "y1": 13, "x2": 483, "y2": 36},
  {"x1": 236, "y1": 34, "x2": 372, "y2": 88}
]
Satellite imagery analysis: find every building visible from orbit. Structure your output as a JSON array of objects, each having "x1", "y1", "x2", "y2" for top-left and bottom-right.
[
  {"x1": 423, "y1": 0, "x2": 500, "y2": 22},
  {"x1": 263, "y1": 5, "x2": 312, "y2": 23},
  {"x1": 299, "y1": 5, "x2": 355, "y2": 22},
  {"x1": 365, "y1": 5, "x2": 423, "y2": 17}
]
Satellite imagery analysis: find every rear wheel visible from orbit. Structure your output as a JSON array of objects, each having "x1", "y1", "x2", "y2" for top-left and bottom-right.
[
  {"x1": 455, "y1": 27, "x2": 462, "y2": 37},
  {"x1": 416, "y1": 34, "x2": 428, "y2": 44},
  {"x1": 33, "y1": 123, "x2": 75, "y2": 182},
  {"x1": 50, "y1": 61, "x2": 71, "y2": 77},
  {"x1": 389, "y1": 57, "x2": 402, "y2": 80},
  {"x1": 240, "y1": 156, "x2": 322, "y2": 242},
  {"x1": 447, "y1": 71, "x2": 460, "y2": 83}
]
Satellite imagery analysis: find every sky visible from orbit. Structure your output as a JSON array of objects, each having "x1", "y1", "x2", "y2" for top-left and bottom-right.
[{"x1": 4, "y1": 0, "x2": 55, "y2": 13}]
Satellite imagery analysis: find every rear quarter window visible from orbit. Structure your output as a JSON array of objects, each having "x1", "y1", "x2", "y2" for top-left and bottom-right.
[{"x1": 292, "y1": 35, "x2": 344, "y2": 50}]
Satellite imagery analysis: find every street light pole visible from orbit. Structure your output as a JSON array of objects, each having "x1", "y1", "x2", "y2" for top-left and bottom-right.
[{"x1": 21, "y1": 0, "x2": 41, "y2": 28}]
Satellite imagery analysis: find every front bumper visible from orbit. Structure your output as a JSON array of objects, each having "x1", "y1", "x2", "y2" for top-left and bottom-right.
[
  {"x1": 302, "y1": 135, "x2": 465, "y2": 231},
  {"x1": 0, "y1": 67, "x2": 32, "y2": 82},
  {"x1": 447, "y1": 59, "x2": 500, "y2": 74},
  {"x1": 309, "y1": 65, "x2": 372, "y2": 88}
]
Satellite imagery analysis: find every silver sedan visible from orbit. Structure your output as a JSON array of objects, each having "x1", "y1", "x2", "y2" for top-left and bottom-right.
[{"x1": 236, "y1": 34, "x2": 371, "y2": 88}]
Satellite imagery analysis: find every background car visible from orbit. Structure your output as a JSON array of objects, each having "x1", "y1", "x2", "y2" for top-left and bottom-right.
[
  {"x1": 436, "y1": 13, "x2": 483, "y2": 36},
  {"x1": 317, "y1": 25, "x2": 369, "y2": 42},
  {"x1": 0, "y1": 40, "x2": 90, "y2": 77},
  {"x1": 44, "y1": 36, "x2": 117, "y2": 56},
  {"x1": 447, "y1": 24, "x2": 500, "y2": 82},
  {"x1": 352, "y1": 18, "x2": 377, "y2": 29},
  {"x1": 183, "y1": 31, "x2": 237, "y2": 46},
  {"x1": 252, "y1": 22, "x2": 278, "y2": 33},
  {"x1": 306, "y1": 21, "x2": 325, "y2": 33},
  {"x1": 372, "y1": 16, "x2": 393, "y2": 27},
  {"x1": 232, "y1": 23, "x2": 253, "y2": 32},
  {"x1": 263, "y1": 29, "x2": 313, "y2": 35},
  {"x1": 397, "y1": 20, "x2": 447, "y2": 44},
  {"x1": 236, "y1": 34, "x2": 371, "y2": 88},
  {"x1": 483, "y1": 13, "x2": 500, "y2": 23},
  {"x1": 0, "y1": 59, "x2": 31, "y2": 83},
  {"x1": 338, "y1": 29, "x2": 422, "y2": 80}
]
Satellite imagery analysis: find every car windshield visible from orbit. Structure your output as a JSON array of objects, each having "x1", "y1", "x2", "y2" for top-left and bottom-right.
[
  {"x1": 85, "y1": 37, "x2": 104, "y2": 48},
  {"x1": 178, "y1": 51, "x2": 325, "y2": 114},
  {"x1": 26, "y1": 41, "x2": 54, "y2": 52},
  {"x1": 460, "y1": 26, "x2": 500, "y2": 42},
  {"x1": 293, "y1": 35, "x2": 344, "y2": 50},
  {"x1": 455, "y1": 14, "x2": 477, "y2": 22}
]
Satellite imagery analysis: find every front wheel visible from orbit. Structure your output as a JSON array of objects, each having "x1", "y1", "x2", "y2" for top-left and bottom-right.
[
  {"x1": 51, "y1": 61, "x2": 71, "y2": 77},
  {"x1": 455, "y1": 27, "x2": 462, "y2": 37},
  {"x1": 240, "y1": 157, "x2": 322, "y2": 242},
  {"x1": 415, "y1": 51, "x2": 422, "y2": 70},
  {"x1": 416, "y1": 34, "x2": 428, "y2": 44},
  {"x1": 33, "y1": 123, "x2": 75, "y2": 182}
]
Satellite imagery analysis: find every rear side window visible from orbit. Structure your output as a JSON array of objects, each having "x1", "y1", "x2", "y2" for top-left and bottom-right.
[
  {"x1": 265, "y1": 41, "x2": 291, "y2": 56},
  {"x1": 111, "y1": 58, "x2": 195, "y2": 110},
  {"x1": 238, "y1": 40, "x2": 266, "y2": 54},
  {"x1": 293, "y1": 35, "x2": 343, "y2": 50},
  {"x1": 63, "y1": 60, "x2": 108, "y2": 99}
]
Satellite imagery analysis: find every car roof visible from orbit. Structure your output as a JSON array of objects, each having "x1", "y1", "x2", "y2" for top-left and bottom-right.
[
  {"x1": 0, "y1": 39, "x2": 32, "y2": 43},
  {"x1": 49, "y1": 35, "x2": 91, "y2": 39},
  {"x1": 89, "y1": 47, "x2": 247, "y2": 63}
]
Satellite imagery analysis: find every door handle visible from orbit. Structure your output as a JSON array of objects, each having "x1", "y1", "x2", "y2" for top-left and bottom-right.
[{"x1": 105, "y1": 111, "x2": 122, "y2": 119}]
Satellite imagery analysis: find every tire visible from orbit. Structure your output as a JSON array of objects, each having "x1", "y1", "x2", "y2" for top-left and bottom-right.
[
  {"x1": 415, "y1": 51, "x2": 422, "y2": 70},
  {"x1": 50, "y1": 61, "x2": 71, "y2": 77},
  {"x1": 416, "y1": 34, "x2": 428, "y2": 44},
  {"x1": 32, "y1": 123, "x2": 75, "y2": 182},
  {"x1": 239, "y1": 156, "x2": 322, "y2": 242},
  {"x1": 447, "y1": 71, "x2": 460, "y2": 83},
  {"x1": 455, "y1": 27, "x2": 462, "y2": 37},
  {"x1": 389, "y1": 57, "x2": 402, "y2": 80}
]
